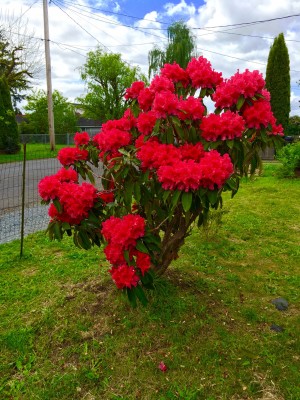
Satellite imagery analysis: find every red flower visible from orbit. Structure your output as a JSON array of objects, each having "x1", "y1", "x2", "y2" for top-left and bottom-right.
[
  {"x1": 124, "y1": 81, "x2": 145, "y2": 100},
  {"x1": 138, "y1": 88, "x2": 155, "y2": 111},
  {"x1": 93, "y1": 129, "x2": 132, "y2": 153},
  {"x1": 137, "y1": 111, "x2": 158, "y2": 135},
  {"x1": 38, "y1": 175, "x2": 60, "y2": 201},
  {"x1": 74, "y1": 131, "x2": 90, "y2": 147},
  {"x1": 157, "y1": 160, "x2": 203, "y2": 192},
  {"x1": 175, "y1": 96, "x2": 205, "y2": 121},
  {"x1": 242, "y1": 99, "x2": 274, "y2": 129},
  {"x1": 179, "y1": 143, "x2": 205, "y2": 162},
  {"x1": 198, "y1": 150, "x2": 234, "y2": 190},
  {"x1": 200, "y1": 111, "x2": 245, "y2": 142},
  {"x1": 137, "y1": 142, "x2": 180, "y2": 170},
  {"x1": 187, "y1": 56, "x2": 223, "y2": 89},
  {"x1": 57, "y1": 147, "x2": 89, "y2": 166},
  {"x1": 160, "y1": 62, "x2": 190, "y2": 87},
  {"x1": 149, "y1": 75, "x2": 175, "y2": 93},
  {"x1": 158, "y1": 362, "x2": 168, "y2": 372},
  {"x1": 109, "y1": 264, "x2": 140, "y2": 289},
  {"x1": 152, "y1": 90, "x2": 179, "y2": 118},
  {"x1": 98, "y1": 191, "x2": 114, "y2": 204},
  {"x1": 55, "y1": 167, "x2": 78, "y2": 183},
  {"x1": 213, "y1": 69, "x2": 265, "y2": 109},
  {"x1": 132, "y1": 250, "x2": 151, "y2": 275}
]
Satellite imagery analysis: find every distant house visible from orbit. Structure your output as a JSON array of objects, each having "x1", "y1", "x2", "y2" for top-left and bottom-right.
[{"x1": 77, "y1": 117, "x2": 101, "y2": 135}]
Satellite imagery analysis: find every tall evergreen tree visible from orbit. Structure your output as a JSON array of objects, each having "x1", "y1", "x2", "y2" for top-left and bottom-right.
[
  {"x1": 265, "y1": 33, "x2": 290, "y2": 131},
  {"x1": 0, "y1": 76, "x2": 20, "y2": 153},
  {"x1": 148, "y1": 21, "x2": 196, "y2": 78}
]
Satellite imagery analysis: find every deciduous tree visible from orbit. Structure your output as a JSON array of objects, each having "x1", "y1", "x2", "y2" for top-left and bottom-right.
[
  {"x1": 24, "y1": 90, "x2": 78, "y2": 135},
  {"x1": 77, "y1": 48, "x2": 147, "y2": 122},
  {"x1": 148, "y1": 21, "x2": 196, "y2": 78},
  {"x1": 0, "y1": 75, "x2": 20, "y2": 153}
]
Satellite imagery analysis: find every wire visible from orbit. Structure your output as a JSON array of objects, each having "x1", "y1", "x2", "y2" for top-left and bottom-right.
[
  {"x1": 11, "y1": 0, "x2": 41, "y2": 25},
  {"x1": 54, "y1": 0, "x2": 170, "y2": 26},
  {"x1": 195, "y1": 28, "x2": 300, "y2": 43},
  {"x1": 51, "y1": 0, "x2": 110, "y2": 51},
  {"x1": 193, "y1": 13, "x2": 300, "y2": 29},
  {"x1": 53, "y1": 1, "x2": 167, "y2": 40}
]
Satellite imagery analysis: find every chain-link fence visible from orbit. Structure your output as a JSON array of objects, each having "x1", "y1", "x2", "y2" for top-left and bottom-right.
[
  {"x1": 0, "y1": 147, "x2": 60, "y2": 245},
  {"x1": 0, "y1": 141, "x2": 103, "y2": 250}
]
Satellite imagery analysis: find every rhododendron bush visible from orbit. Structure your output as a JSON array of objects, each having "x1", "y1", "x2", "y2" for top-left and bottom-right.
[{"x1": 39, "y1": 56, "x2": 283, "y2": 305}]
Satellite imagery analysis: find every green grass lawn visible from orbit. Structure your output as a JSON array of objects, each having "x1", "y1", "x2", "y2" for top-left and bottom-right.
[
  {"x1": 0, "y1": 144, "x2": 71, "y2": 164},
  {"x1": 0, "y1": 163, "x2": 299, "y2": 400}
]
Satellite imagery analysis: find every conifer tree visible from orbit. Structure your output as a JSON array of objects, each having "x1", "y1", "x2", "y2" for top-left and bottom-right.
[{"x1": 266, "y1": 33, "x2": 290, "y2": 131}]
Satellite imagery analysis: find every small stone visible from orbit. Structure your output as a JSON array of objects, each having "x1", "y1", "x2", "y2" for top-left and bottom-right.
[
  {"x1": 271, "y1": 297, "x2": 289, "y2": 311},
  {"x1": 270, "y1": 324, "x2": 284, "y2": 333}
]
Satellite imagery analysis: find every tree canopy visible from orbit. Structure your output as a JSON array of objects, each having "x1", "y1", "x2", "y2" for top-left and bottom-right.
[
  {"x1": 77, "y1": 48, "x2": 147, "y2": 122},
  {"x1": 148, "y1": 21, "x2": 197, "y2": 78},
  {"x1": 0, "y1": 16, "x2": 42, "y2": 108},
  {"x1": 24, "y1": 90, "x2": 79, "y2": 135},
  {"x1": 0, "y1": 75, "x2": 20, "y2": 153},
  {"x1": 265, "y1": 33, "x2": 290, "y2": 131}
]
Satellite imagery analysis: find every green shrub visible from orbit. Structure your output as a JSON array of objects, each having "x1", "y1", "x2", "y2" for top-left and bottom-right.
[{"x1": 276, "y1": 141, "x2": 300, "y2": 177}]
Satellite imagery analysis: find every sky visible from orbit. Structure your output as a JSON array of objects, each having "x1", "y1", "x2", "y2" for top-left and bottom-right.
[{"x1": 1, "y1": 0, "x2": 300, "y2": 116}]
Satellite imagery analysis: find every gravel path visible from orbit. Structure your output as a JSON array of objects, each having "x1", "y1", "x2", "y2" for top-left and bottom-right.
[{"x1": 0, "y1": 205, "x2": 49, "y2": 244}]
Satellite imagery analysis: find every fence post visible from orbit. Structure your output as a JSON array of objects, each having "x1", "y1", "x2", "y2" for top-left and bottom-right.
[{"x1": 20, "y1": 143, "x2": 26, "y2": 257}]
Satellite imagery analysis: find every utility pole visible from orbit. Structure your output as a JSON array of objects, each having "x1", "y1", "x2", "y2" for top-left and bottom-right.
[{"x1": 43, "y1": 0, "x2": 55, "y2": 151}]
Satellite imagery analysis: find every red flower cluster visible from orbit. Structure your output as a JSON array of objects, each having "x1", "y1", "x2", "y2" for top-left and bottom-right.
[
  {"x1": 137, "y1": 111, "x2": 158, "y2": 135},
  {"x1": 98, "y1": 191, "x2": 114, "y2": 204},
  {"x1": 38, "y1": 168, "x2": 78, "y2": 201},
  {"x1": 157, "y1": 150, "x2": 233, "y2": 192},
  {"x1": 200, "y1": 111, "x2": 245, "y2": 141},
  {"x1": 49, "y1": 182, "x2": 98, "y2": 225},
  {"x1": 176, "y1": 96, "x2": 205, "y2": 121},
  {"x1": 58, "y1": 147, "x2": 89, "y2": 166},
  {"x1": 124, "y1": 81, "x2": 145, "y2": 100},
  {"x1": 137, "y1": 141, "x2": 180, "y2": 170},
  {"x1": 242, "y1": 99, "x2": 277, "y2": 130},
  {"x1": 149, "y1": 75, "x2": 175, "y2": 93},
  {"x1": 101, "y1": 215, "x2": 151, "y2": 289},
  {"x1": 74, "y1": 131, "x2": 90, "y2": 147},
  {"x1": 160, "y1": 62, "x2": 189, "y2": 87},
  {"x1": 199, "y1": 151, "x2": 234, "y2": 190},
  {"x1": 93, "y1": 128, "x2": 132, "y2": 153},
  {"x1": 137, "y1": 88, "x2": 155, "y2": 112},
  {"x1": 213, "y1": 69, "x2": 265, "y2": 108},
  {"x1": 153, "y1": 90, "x2": 179, "y2": 118},
  {"x1": 186, "y1": 56, "x2": 223, "y2": 89}
]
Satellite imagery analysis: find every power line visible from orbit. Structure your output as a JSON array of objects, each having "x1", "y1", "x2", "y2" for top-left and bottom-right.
[
  {"x1": 52, "y1": 0, "x2": 168, "y2": 40},
  {"x1": 197, "y1": 47, "x2": 300, "y2": 73},
  {"x1": 51, "y1": 0, "x2": 110, "y2": 51},
  {"x1": 54, "y1": 0, "x2": 170, "y2": 26},
  {"x1": 193, "y1": 13, "x2": 300, "y2": 29},
  {"x1": 195, "y1": 28, "x2": 300, "y2": 43}
]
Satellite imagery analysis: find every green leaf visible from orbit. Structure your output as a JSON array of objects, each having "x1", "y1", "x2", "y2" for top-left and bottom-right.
[
  {"x1": 124, "y1": 181, "x2": 134, "y2": 208},
  {"x1": 87, "y1": 169, "x2": 95, "y2": 184},
  {"x1": 162, "y1": 190, "x2": 171, "y2": 203},
  {"x1": 135, "y1": 239, "x2": 149, "y2": 254},
  {"x1": 53, "y1": 198, "x2": 62, "y2": 213},
  {"x1": 134, "y1": 285, "x2": 148, "y2": 306},
  {"x1": 236, "y1": 95, "x2": 245, "y2": 110},
  {"x1": 171, "y1": 190, "x2": 181, "y2": 209},
  {"x1": 127, "y1": 287, "x2": 137, "y2": 307},
  {"x1": 200, "y1": 88, "x2": 207, "y2": 97},
  {"x1": 207, "y1": 190, "x2": 218, "y2": 205},
  {"x1": 53, "y1": 223, "x2": 62, "y2": 241},
  {"x1": 133, "y1": 182, "x2": 141, "y2": 202},
  {"x1": 78, "y1": 230, "x2": 92, "y2": 250},
  {"x1": 181, "y1": 191, "x2": 193, "y2": 212}
]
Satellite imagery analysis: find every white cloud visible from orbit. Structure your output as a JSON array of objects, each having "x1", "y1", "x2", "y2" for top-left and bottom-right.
[
  {"x1": 164, "y1": 0, "x2": 196, "y2": 17},
  {"x1": 0, "y1": 0, "x2": 299, "y2": 116}
]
